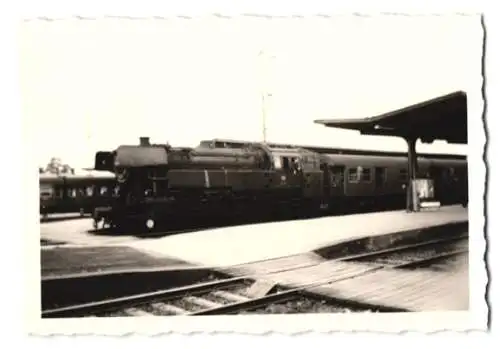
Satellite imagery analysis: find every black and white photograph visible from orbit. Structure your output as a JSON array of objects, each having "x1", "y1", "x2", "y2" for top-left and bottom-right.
[{"x1": 20, "y1": 13, "x2": 487, "y2": 334}]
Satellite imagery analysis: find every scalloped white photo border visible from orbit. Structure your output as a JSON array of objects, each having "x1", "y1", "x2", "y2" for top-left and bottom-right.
[{"x1": 9, "y1": 0, "x2": 490, "y2": 338}]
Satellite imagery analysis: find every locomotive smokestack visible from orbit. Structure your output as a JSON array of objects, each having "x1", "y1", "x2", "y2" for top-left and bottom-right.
[{"x1": 140, "y1": 137, "x2": 150, "y2": 146}]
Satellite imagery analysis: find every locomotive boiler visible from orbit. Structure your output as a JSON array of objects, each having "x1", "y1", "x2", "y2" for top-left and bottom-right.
[{"x1": 93, "y1": 138, "x2": 325, "y2": 231}]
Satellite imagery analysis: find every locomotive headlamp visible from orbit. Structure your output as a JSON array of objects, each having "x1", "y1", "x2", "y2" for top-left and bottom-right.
[{"x1": 116, "y1": 168, "x2": 128, "y2": 183}]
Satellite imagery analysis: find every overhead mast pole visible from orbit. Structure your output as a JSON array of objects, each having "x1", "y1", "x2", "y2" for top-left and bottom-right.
[
  {"x1": 261, "y1": 89, "x2": 268, "y2": 143},
  {"x1": 258, "y1": 49, "x2": 275, "y2": 144}
]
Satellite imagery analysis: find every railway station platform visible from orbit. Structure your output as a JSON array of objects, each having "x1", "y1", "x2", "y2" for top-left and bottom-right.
[
  {"x1": 41, "y1": 245, "x2": 192, "y2": 278},
  {"x1": 41, "y1": 205, "x2": 467, "y2": 273},
  {"x1": 131, "y1": 204, "x2": 467, "y2": 267}
]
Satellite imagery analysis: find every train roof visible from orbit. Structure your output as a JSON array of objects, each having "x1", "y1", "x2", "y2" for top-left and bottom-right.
[
  {"x1": 63, "y1": 173, "x2": 115, "y2": 182},
  {"x1": 267, "y1": 146, "x2": 319, "y2": 158},
  {"x1": 39, "y1": 174, "x2": 64, "y2": 184},
  {"x1": 322, "y1": 153, "x2": 467, "y2": 167},
  {"x1": 323, "y1": 153, "x2": 408, "y2": 162},
  {"x1": 72, "y1": 170, "x2": 115, "y2": 177},
  {"x1": 204, "y1": 138, "x2": 467, "y2": 161},
  {"x1": 39, "y1": 172, "x2": 115, "y2": 184}
]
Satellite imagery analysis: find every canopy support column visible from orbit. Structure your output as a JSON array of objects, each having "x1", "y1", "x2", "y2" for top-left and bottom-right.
[{"x1": 405, "y1": 136, "x2": 418, "y2": 212}]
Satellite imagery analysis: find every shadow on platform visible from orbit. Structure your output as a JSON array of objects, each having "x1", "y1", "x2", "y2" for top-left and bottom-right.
[{"x1": 83, "y1": 203, "x2": 453, "y2": 240}]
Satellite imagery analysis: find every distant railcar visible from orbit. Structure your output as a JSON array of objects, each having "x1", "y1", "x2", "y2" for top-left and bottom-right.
[
  {"x1": 91, "y1": 138, "x2": 468, "y2": 232},
  {"x1": 39, "y1": 172, "x2": 117, "y2": 218}
]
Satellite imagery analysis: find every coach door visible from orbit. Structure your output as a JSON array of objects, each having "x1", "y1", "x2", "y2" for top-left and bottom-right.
[
  {"x1": 429, "y1": 165, "x2": 444, "y2": 201},
  {"x1": 374, "y1": 167, "x2": 386, "y2": 192},
  {"x1": 329, "y1": 165, "x2": 345, "y2": 196},
  {"x1": 320, "y1": 163, "x2": 330, "y2": 198}
]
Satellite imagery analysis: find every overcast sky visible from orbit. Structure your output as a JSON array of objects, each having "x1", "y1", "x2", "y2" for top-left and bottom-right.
[{"x1": 19, "y1": 15, "x2": 482, "y2": 168}]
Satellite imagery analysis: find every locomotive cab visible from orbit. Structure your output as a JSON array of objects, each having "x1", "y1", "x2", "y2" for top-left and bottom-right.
[
  {"x1": 267, "y1": 147, "x2": 323, "y2": 201},
  {"x1": 268, "y1": 147, "x2": 320, "y2": 173}
]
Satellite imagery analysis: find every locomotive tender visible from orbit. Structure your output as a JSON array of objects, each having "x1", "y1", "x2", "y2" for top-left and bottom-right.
[{"x1": 92, "y1": 138, "x2": 468, "y2": 232}]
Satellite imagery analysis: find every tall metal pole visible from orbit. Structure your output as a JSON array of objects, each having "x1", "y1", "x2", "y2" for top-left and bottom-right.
[
  {"x1": 261, "y1": 92, "x2": 268, "y2": 143},
  {"x1": 406, "y1": 136, "x2": 418, "y2": 212},
  {"x1": 258, "y1": 49, "x2": 275, "y2": 144}
]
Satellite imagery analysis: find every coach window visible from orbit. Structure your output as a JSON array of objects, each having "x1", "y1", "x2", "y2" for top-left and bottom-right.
[
  {"x1": 86, "y1": 186, "x2": 94, "y2": 197},
  {"x1": 348, "y1": 168, "x2": 359, "y2": 183},
  {"x1": 40, "y1": 186, "x2": 53, "y2": 197},
  {"x1": 291, "y1": 157, "x2": 301, "y2": 173},
  {"x1": 298, "y1": 156, "x2": 305, "y2": 170},
  {"x1": 100, "y1": 186, "x2": 108, "y2": 196},
  {"x1": 361, "y1": 168, "x2": 371, "y2": 182},
  {"x1": 308, "y1": 156, "x2": 319, "y2": 170},
  {"x1": 78, "y1": 187, "x2": 86, "y2": 197},
  {"x1": 273, "y1": 156, "x2": 282, "y2": 169},
  {"x1": 330, "y1": 166, "x2": 345, "y2": 187},
  {"x1": 40, "y1": 191, "x2": 51, "y2": 199}
]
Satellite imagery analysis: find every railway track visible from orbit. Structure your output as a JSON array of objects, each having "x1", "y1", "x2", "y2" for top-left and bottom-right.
[
  {"x1": 339, "y1": 235, "x2": 468, "y2": 268},
  {"x1": 42, "y1": 234, "x2": 467, "y2": 318},
  {"x1": 43, "y1": 268, "x2": 400, "y2": 318}
]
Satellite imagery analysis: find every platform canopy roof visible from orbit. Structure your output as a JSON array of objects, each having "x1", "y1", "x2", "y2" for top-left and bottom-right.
[{"x1": 315, "y1": 91, "x2": 467, "y2": 144}]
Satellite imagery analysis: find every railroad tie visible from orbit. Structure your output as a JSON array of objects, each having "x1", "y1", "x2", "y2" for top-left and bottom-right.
[
  {"x1": 123, "y1": 308, "x2": 152, "y2": 317},
  {"x1": 185, "y1": 296, "x2": 223, "y2": 309},
  {"x1": 150, "y1": 302, "x2": 188, "y2": 315},
  {"x1": 212, "y1": 290, "x2": 250, "y2": 303}
]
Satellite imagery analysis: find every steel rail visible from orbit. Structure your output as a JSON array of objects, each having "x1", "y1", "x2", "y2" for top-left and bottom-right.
[
  {"x1": 336, "y1": 235, "x2": 467, "y2": 262},
  {"x1": 42, "y1": 276, "x2": 249, "y2": 318},
  {"x1": 42, "y1": 235, "x2": 468, "y2": 318},
  {"x1": 189, "y1": 267, "x2": 405, "y2": 315},
  {"x1": 394, "y1": 249, "x2": 468, "y2": 269}
]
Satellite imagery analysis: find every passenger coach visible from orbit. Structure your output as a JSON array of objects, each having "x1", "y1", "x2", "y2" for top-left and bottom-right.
[{"x1": 39, "y1": 172, "x2": 117, "y2": 218}]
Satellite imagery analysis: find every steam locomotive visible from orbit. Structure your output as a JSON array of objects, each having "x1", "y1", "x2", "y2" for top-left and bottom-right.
[
  {"x1": 39, "y1": 172, "x2": 116, "y2": 219},
  {"x1": 91, "y1": 138, "x2": 468, "y2": 232}
]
